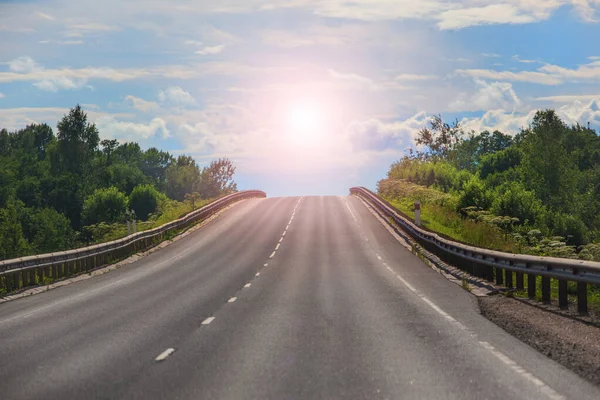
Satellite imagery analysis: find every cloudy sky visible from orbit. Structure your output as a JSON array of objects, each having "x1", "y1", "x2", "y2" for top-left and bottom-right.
[{"x1": 2, "y1": 0, "x2": 600, "y2": 196}]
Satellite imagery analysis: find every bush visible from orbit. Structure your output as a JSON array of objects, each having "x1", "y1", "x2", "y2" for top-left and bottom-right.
[
  {"x1": 457, "y1": 177, "x2": 493, "y2": 213},
  {"x1": 547, "y1": 213, "x2": 590, "y2": 246},
  {"x1": 491, "y1": 184, "x2": 546, "y2": 226},
  {"x1": 129, "y1": 184, "x2": 165, "y2": 221},
  {"x1": 82, "y1": 186, "x2": 127, "y2": 226}
]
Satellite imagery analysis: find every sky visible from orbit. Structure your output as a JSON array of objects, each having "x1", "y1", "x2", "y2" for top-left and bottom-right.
[{"x1": 2, "y1": 0, "x2": 600, "y2": 196}]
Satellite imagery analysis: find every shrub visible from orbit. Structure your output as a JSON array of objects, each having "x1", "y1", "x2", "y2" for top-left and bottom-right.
[
  {"x1": 129, "y1": 184, "x2": 165, "y2": 221},
  {"x1": 457, "y1": 177, "x2": 493, "y2": 213},
  {"x1": 491, "y1": 184, "x2": 546, "y2": 226},
  {"x1": 82, "y1": 186, "x2": 127, "y2": 226}
]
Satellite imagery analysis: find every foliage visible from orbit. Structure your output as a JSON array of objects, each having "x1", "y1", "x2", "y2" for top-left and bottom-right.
[
  {"x1": 384, "y1": 109, "x2": 600, "y2": 256},
  {"x1": 129, "y1": 184, "x2": 165, "y2": 221},
  {"x1": 198, "y1": 158, "x2": 238, "y2": 199},
  {"x1": 82, "y1": 187, "x2": 128, "y2": 226},
  {"x1": 165, "y1": 155, "x2": 201, "y2": 201}
]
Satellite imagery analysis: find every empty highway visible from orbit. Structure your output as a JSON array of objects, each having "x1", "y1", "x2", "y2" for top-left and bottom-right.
[{"x1": 0, "y1": 196, "x2": 598, "y2": 399}]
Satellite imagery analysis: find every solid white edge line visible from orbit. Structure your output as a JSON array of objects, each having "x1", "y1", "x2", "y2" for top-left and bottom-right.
[
  {"x1": 201, "y1": 317, "x2": 215, "y2": 325},
  {"x1": 228, "y1": 297, "x2": 237, "y2": 303},
  {"x1": 155, "y1": 348, "x2": 175, "y2": 361}
]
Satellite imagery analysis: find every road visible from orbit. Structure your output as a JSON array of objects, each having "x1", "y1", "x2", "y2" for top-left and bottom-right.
[{"x1": 0, "y1": 196, "x2": 598, "y2": 399}]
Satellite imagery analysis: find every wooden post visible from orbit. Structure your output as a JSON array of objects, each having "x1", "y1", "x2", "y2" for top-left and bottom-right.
[
  {"x1": 495, "y1": 267, "x2": 504, "y2": 286},
  {"x1": 528, "y1": 274, "x2": 536, "y2": 299},
  {"x1": 541, "y1": 276, "x2": 551, "y2": 303},
  {"x1": 516, "y1": 272, "x2": 524, "y2": 291},
  {"x1": 577, "y1": 282, "x2": 588, "y2": 314},
  {"x1": 558, "y1": 280, "x2": 568, "y2": 309}
]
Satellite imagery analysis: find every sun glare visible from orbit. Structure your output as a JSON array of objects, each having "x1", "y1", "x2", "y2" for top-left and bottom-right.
[
  {"x1": 289, "y1": 106, "x2": 320, "y2": 134},
  {"x1": 283, "y1": 101, "x2": 324, "y2": 148}
]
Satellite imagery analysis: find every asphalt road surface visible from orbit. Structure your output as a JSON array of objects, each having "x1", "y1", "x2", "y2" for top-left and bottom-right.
[{"x1": 0, "y1": 196, "x2": 598, "y2": 399}]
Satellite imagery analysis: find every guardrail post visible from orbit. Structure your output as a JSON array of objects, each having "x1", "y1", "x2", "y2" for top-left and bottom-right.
[
  {"x1": 506, "y1": 268, "x2": 513, "y2": 289},
  {"x1": 527, "y1": 273, "x2": 536, "y2": 299},
  {"x1": 516, "y1": 271, "x2": 524, "y2": 291},
  {"x1": 495, "y1": 265, "x2": 504, "y2": 286},
  {"x1": 541, "y1": 276, "x2": 551, "y2": 303},
  {"x1": 577, "y1": 282, "x2": 588, "y2": 314},
  {"x1": 558, "y1": 280, "x2": 568, "y2": 309}
]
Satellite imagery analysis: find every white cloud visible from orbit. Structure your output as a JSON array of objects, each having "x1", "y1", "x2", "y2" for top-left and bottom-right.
[
  {"x1": 458, "y1": 58, "x2": 600, "y2": 85},
  {"x1": 96, "y1": 116, "x2": 170, "y2": 140},
  {"x1": 328, "y1": 69, "x2": 380, "y2": 91},
  {"x1": 36, "y1": 12, "x2": 55, "y2": 21},
  {"x1": 33, "y1": 76, "x2": 88, "y2": 91},
  {"x1": 158, "y1": 86, "x2": 196, "y2": 107},
  {"x1": 125, "y1": 95, "x2": 159, "y2": 112},
  {"x1": 196, "y1": 45, "x2": 225, "y2": 55},
  {"x1": 512, "y1": 55, "x2": 541, "y2": 64},
  {"x1": 449, "y1": 79, "x2": 521, "y2": 112},
  {"x1": 535, "y1": 94, "x2": 600, "y2": 103},
  {"x1": 437, "y1": 4, "x2": 537, "y2": 30},
  {"x1": 0, "y1": 93, "x2": 5, "y2": 99},
  {"x1": 260, "y1": 29, "x2": 344, "y2": 47},
  {"x1": 345, "y1": 112, "x2": 429, "y2": 151},
  {"x1": 482, "y1": 53, "x2": 501, "y2": 58},
  {"x1": 9, "y1": 56, "x2": 40, "y2": 73}
]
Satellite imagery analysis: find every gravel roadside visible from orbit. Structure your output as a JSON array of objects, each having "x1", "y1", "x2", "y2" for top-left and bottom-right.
[{"x1": 479, "y1": 295, "x2": 600, "y2": 385}]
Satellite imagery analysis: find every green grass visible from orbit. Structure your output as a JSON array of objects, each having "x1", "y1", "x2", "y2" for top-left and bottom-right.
[{"x1": 388, "y1": 198, "x2": 519, "y2": 253}]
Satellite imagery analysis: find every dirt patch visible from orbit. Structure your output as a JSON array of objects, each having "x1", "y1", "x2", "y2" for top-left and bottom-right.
[{"x1": 479, "y1": 295, "x2": 600, "y2": 385}]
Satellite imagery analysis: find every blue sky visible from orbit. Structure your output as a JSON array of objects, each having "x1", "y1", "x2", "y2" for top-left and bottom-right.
[{"x1": 2, "y1": 1, "x2": 600, "y2": 196}]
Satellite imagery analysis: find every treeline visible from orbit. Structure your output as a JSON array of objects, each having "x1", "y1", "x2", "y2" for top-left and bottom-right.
[
  {"x1": 0, "y1": 105, "x2": 237, "y2": 260},
  {"x1": 383, "y1": 110, "x2": 600, "y2": 252}
]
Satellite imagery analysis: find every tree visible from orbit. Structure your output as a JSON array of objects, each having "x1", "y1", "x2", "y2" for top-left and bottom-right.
[
  {"x1": 185, "y1": 192, "x2": 202, "y2": 210},
  {"x1": 129, "y1": 184, "x2": 164, "y2": 221},
  {"x1": 519, "y1": 110, "x2": 578, "y2": 212},
  {"x1": 414, "y1": 115, "x2": 463, "y2": 162},
  {"x1": 55, "y1": 105, "x2": 100, "y2": 175},
  {"x1": 101, "y1": 139, "x2": 119, "y2": 166},
  {"x1": 0, "y1": 200, "x2": 30, "y2": 260},
  {"x1": 165, "y1": 155, "x2": 201, "y2": 201},
  {"x1": 198, "y1": 158, "x2": 238, "y2": 199},
  {"x1": 141, "y1": 147, "x2": 174, "y2": 191},
  {"x1": 81, "y1": 187, "x2": 128, "y2": 226}
]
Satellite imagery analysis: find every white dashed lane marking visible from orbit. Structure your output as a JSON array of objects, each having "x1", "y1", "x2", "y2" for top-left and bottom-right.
[
  {"x1": 244, "y1": 283, "x2": 251, "y2": 288},
  {"x1": 228, "y1": 297, "x2": 237, "y2": 303},
  {"x1": 202, "y1": 317, "x2": 215, "y2": 325},
  {"x1": 269, "y1": 251, "x2": 276, "y2": 259},
  {"x1": 255, "y1": 272, "x2": 260, "y2": 277},
  {"x1": 275, "y1": 243, "x2": 280, "y2": 251},
  {"x1": 155, "y1": 348, "x2": 175, "y2": 362}
]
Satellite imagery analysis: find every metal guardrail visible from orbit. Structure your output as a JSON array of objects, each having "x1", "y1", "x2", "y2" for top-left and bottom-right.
[
  {"x1": 351, "y1": 187, "x2": 600, "y2": 313},
  {"x1": 0, "y1": 190, "x2": 266, "y2": 295}
]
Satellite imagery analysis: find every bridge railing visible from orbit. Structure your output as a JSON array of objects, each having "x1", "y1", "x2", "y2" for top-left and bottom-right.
[
  {"x1": 0, "y1": 190, "x2": 266, "y2": 295},
  {"x1": 351, "y1": 186, "x2": 600, "y2": 313}
]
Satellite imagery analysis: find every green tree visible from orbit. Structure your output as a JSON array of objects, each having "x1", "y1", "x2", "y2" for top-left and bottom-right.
[
  {"x1": 519, "y1": 110, "x2": 578, "y2": 212},
  {"x1": 0, "y1": 200, "x2": 30, "y2": 260},
  {"x1": 55, "y1": 105, "x2": 100, "y2": 175},
  {"x1": 129, "y1": 184, "x2": 165, "y2": 221},
  {"x1": 165, "y1": 155, "x2": 201, "y2": 201},
  {"x1": 82, "y1": 187, "x2": 128, "y2": 226},
  {"x1": 198, "y1": 158, "x2": 238, "y2": 199}
]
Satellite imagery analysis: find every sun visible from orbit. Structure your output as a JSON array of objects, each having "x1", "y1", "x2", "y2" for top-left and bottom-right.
[{"x1": 288, "y1": 106, "x2": 320, "y2": 134}]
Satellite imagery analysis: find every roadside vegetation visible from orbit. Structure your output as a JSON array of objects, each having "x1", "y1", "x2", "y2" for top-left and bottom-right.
[
  {"x1": 380, "y1": 110, "x2": 600, "y2": 307},
  {"x1": 0, "y1": 105, "x2": 238, "y2": 260},
  {"x1": 380, "y1": 110, "x2": 600, "y2": 261}
]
